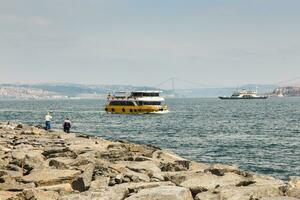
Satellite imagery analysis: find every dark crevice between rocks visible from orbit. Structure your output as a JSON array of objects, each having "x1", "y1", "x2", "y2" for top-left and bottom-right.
[
  {"x1": 160, "y1": 161, "x2": 190, "y2": 172},
  {"x1": 204, "y1": 169, "x2": 225, "y2": 176},
  {"x1": 0, "y1": 177, "x2": 5, "y2": 183},
  {"x1": 190, "y1": 187, "x2": 208, "y2": 198},
  {"x1": 235, "y1": 180, "x2": 256, "y2": 187}
]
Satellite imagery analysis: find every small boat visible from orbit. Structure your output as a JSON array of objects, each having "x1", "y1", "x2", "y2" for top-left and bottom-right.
[
  {"x1": 105, "y1": 91, "x2": 169, "y2": 114},
  {"x1": 219, "y1": 89, "x2": 268, "y2": 100}
]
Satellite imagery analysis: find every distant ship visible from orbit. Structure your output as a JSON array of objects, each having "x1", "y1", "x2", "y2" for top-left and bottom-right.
[{"x1": 219, "y1": 89, "x2": 268, "y2": 100}]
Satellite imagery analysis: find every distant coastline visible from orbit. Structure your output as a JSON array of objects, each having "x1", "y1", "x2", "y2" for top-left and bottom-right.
[{"x1": 1, "y1": 83, "x2": 300, "y2": 99}]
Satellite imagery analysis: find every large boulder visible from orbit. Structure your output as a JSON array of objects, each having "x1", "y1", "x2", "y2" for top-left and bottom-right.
[
  {"x1": 37, "y1": 183, "x2": 73, "y2": 193},
  {"x1": 0, "y1": 169, "x2": 22, "y2": 179},
  {"x1": 11, "y1": 149, "x2": 45, "y2": 170},
  {"x1": 42, "y1": 147, "x2": 70, "y2": 158},
  {"x1": 71, "y1": 163, "x2": 95, "y2": 192},
  {"x1": 162, "y1": 171, "x2": 199, "y2": 185},
  {"x1": 125, "y1": 186, "x2": 193, "y2": 200},
  {"x1": 90, "y1": 176, "x2": 110, "y2": 190},
  {"x1": 152, "y1": 150, "x2": 185, "y2": 163},
  {"x1": 22, "y1": 169, "x2": 81, "y2": 186},
  {"x1": 68, "y1": 137, "x2": 107, "y2": 155},
  {"x1": 48, "y1": 157, "x2": 75, "y2": 169},
  {"x1": 252, "y1": 174, "x2": 285, "y2": 187},
  {"x1": 180, "y1": 172, "x2": 245, "y2": 196},
  {"x1": 204, "y1": 163, "x2": 241, "y2": 177},
  {"x1": 0, "y1": 191, "x2": 19, "y2": 199},
  {"x1": 61, "y1": 184, "x2": 128, "y2": 200},
  {"x1": 194, "y1": 191, "x2": 219, "y2": 200},
  {"x1": 288, "y1": 177, "x2": 300, "y2": 188},
  {"x1": 287, "y1": 189, "x2": 300, "y2": 199},
  {"x1": 214, "y1": 185, "x2": 283, "y2": 200},
  {"x1": 0, "y1": 176, "x2": 35, "y2": 191},
  {"x1": 260, "y1": 197, "x2": 300, "y2": 200},
  {"x1": 286, "y1": 176, "x2": 300, "y2": 198},
  {"x1": 117, "y1": 161, "x2": 161, "y2": 175},
  {"x1": 16, "y1": 189, "x2": 60, "y2": 200},
  {"x1": 70, "y1": 152, "x2": 95, "y2": 167}
]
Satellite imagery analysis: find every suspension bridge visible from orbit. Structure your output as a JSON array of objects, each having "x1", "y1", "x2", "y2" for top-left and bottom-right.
[
  {"x1": 154, "y1": 77, "x2": 300, "y2": 96},
  {"x1": 154, "y1": 77, "x2": 220, "y2": 93}
]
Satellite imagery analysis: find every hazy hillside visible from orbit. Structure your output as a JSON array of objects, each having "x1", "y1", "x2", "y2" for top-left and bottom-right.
[
  {"x1": 0, "y1": 83, "x2": 167, "y2": 99},
  {"x1": 1, "y1": 83, "x2": 292, "y2": 99}
]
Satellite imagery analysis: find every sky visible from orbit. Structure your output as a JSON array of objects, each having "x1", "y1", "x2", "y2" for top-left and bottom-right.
[{"x1": 0, "y1": 0, "x2": 300, "y2": 88}]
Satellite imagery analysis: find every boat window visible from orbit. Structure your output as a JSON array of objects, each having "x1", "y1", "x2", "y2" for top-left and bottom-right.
[
  {"x1": 143, "y1": 93, "x2": 159, "y2": 97},
  {"x1": 109, "y1": 101, "x2": 135, "y2": 106},
  {"x1": 138, "y1": 101, "x2": 161, "y2": 105},
  {"x1": 131, "y1": 92, "x2": 143, "y2": 97},
  {"x1": 131, "y1": 92, "x2": 159, "y2": 97}
]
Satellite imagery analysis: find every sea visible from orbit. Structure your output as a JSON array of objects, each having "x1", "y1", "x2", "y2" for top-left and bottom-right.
[{"x1": 0, "y1": 98, "x2": 299, "y2": 180}]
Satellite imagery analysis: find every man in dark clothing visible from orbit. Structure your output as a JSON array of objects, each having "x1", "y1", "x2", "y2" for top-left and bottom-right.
[{"x1": 63, "y1": 118, "x2": 72, "y2": 133}]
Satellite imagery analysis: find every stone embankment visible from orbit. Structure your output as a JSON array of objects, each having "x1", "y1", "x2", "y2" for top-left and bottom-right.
[{"x1": 0, "y1": 121, "x2": 299, "y2": 200}]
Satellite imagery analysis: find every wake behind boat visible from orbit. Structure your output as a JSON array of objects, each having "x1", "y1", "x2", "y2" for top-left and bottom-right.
[{"x1": 219, "y1": 89, "x2": 268, "y2": 100}]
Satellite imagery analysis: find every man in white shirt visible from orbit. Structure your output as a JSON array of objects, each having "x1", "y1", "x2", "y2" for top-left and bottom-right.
[{"x1": 45, "y1": 112, "x2": 52, "y2": 131}]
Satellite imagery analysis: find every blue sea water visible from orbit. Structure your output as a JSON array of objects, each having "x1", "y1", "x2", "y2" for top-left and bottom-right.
[{"x1": 0, "y1": 98, "x2": 299, "y2": 180}]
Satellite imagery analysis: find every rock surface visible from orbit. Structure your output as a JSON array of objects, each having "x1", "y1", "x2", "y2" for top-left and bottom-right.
[
  {"x1": 125, "y1": 185, "x2": 193, "y2": 200},
  {"x1": 0, "y1": 121, "x2": 299, "y2": 200}
]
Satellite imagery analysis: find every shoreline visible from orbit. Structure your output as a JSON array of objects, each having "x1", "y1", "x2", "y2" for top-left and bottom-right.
[{"x1": 0, "y1": 121, "x2": 299, "y2": 200}]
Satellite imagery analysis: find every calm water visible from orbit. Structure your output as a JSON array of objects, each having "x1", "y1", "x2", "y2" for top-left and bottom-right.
[{"x1": 0, "y1": 98, "x2": 299, "y2": 180}]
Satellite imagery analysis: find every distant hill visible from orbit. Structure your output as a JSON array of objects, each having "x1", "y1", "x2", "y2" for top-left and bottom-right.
[
  {"x1": 0, "y1": 83, "x2": 283, "y2": 99},
  {"x1": 0, "y1": 83, "x2": 167, "y2": 99}
]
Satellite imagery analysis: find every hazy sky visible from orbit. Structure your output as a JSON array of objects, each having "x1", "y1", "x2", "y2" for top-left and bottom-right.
[{"x1": 1, "y1": 0, "x2": 300, "y2": 88}]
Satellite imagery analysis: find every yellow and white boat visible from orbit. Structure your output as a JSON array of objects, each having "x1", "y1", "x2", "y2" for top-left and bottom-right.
[{"x1": 105, "y1": 91, "x2": 168, "y2": 114}]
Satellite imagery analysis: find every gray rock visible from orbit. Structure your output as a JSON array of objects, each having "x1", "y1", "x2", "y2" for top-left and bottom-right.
[{"x1": 71, "y1": 163, "x2": 95, "y2": 192}]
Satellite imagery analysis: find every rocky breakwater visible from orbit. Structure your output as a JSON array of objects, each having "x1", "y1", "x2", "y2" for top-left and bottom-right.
[{"x1": 0, "y1": 121, "x2": 299, "y2": 200}]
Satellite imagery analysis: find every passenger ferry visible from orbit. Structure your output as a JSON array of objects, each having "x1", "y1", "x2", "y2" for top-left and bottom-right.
[
  {"x1": 219, "y1": 89, "x2": 268, "y2": 100},
  {"x1": 105, "y1": 91, "x2": 168, "y2": 114}
]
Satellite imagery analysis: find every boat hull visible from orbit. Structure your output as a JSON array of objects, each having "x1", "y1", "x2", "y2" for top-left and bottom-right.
[
  {"x1": 219, "y1": 96, "x2": 268, "y2": 100},
  {"x1": 105, "y1": 105, "x2": 168, "y2": 114}
]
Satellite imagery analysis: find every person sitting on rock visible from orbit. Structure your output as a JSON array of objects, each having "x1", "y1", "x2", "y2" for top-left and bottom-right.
[
  {"x1": 45, "y1": 112, "x2": 52, "y2": 131},
  {"x1": 63, "y1": 118, "x2": 72, "y2": 133}
]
